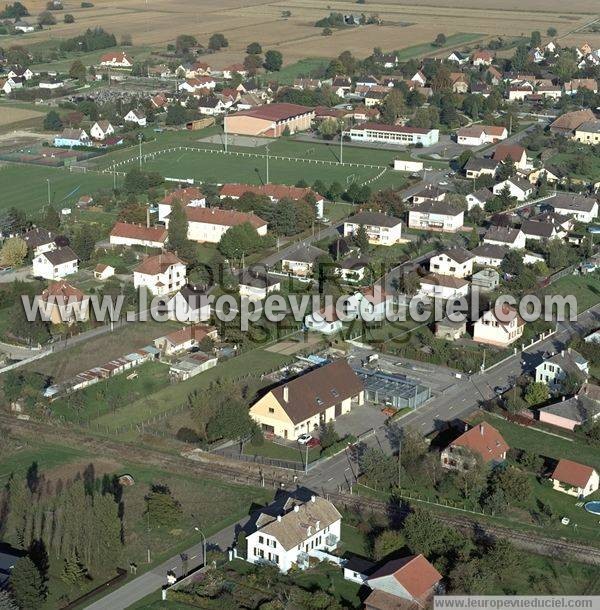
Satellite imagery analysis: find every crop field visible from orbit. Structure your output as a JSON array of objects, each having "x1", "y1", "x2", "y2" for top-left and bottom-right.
[
  {"x1": 18, "y1": 0, "x2": 599, "y2": 68},
  {"x1": 0, "y1": 106, "x2": 45, "y2": 130}
]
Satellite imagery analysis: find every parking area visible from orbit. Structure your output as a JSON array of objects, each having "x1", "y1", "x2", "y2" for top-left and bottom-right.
[{"x1": 332, "y1": 401, "x2": 390, "y2": 439}]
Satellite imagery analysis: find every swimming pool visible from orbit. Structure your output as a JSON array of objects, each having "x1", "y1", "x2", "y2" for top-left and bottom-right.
[{"x1": 584, "y1": 501, "x2": 600, "y2": 515}]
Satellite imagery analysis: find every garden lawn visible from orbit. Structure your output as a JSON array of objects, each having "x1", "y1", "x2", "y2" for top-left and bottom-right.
[
  {"x1": 274, "y1": 57, "x2": 330, "y2": 84},
  {"x1": 395, "y1": 33, "x2": 484, "y2": 61},
  {"x1": 243, "y1": 440, "x2": 320, "y2": 463},
  {"x1": 548, "y1": 273, "x2": 600, "y2": 313}
]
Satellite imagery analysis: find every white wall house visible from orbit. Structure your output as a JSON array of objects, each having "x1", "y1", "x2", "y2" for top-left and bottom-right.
[
  {"x1": 124, "y1": 110, "x2": 147, "y2": 126},
  {"x1": 418, "y1": 274, "x2": 469, "y2": 300},
  {"x1": 343, "y1": 212, "x2": 402, "y2": 246},
  {"x1": 549, "y1": 195, "x2": 599, "y2": 223},
  {"x1": 32, "y1": 247, "x2": 78, "y2": 280},
  {"x1": 408, "y1": 201, "x2": 464, "y2": 233},
  {"x1": 483, "y1": 226, "x2": 526, "y2": 250},
  {"x1": 109, "y1": 222, "x2": 168, "y2": 248},
  {"x1": 551, "y1": 460, "x2": 599, "y2": 498},
  {"x1": 534, "y1": 349, "x2": 589, "y2": 389},
  {"x1": 133, "y1": 252, "x2": 187, "y2": 296},
  {"x1": 304, "y1": 305, "x2": 343, "y2": 335},
  {"x1": 246, "y1": 495, "x2": 342, "y2": 574},
  {"x1": 492, "y1": 178, "x2": 534, "y2": 202},
  {"x1": 429, "y1": 248, "x2": 474, "y2": 278},
  {"x1": 90, "y1": 121, "x2": 114, "y2": 141},
  {"x1": 473, "y1": 305, "x2": 524, "y2": 347},
  {"x1": 166, "y1": 285, "x2": 211, "y2": 323}
]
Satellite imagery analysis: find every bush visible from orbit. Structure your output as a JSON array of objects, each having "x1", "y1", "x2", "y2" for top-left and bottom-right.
[
  {"x1": 176, "y1": 427, "x2": 201, "y2": 443},
  {"x1": 81, "y1": 1, "x2": 93, "y2": 6},
  {"x1": 64, "y1": 13, "x2": 74, "y2": 22}
]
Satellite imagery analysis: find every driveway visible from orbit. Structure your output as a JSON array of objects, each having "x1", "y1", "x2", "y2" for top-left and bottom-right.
[{"x1": 333, "y1": 401, "x2": 389, "y2": 439}]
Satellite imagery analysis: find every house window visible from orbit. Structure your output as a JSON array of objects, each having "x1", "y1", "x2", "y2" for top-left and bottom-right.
[
  {"x1": 268, "y1": 407, "x2": 275, "y2": 414},
  {"x1": 259, "y1": 536, "x2": 264, "y2": 544}
]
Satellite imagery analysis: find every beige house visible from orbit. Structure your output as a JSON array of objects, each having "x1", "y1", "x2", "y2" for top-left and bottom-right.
[
  {"x1": 133, "y1": 252, "x2": 187, "y2": 296},
  {"x1": 441, "y1": 423, "x2": 509, "y2": 470},
  {"x1": 172, "y1": 207, "x2": 267, "y2": 243},
  {"x1": 429, "y1": 247, "x2": 474, "y2": 278},
  {"x1": 38, "y1": 281, "x2": 89, "y2": 325},
  {"x1": 343, "y1": 212, "x2": 403, "y2": 246},
  {"x1": 573, "y1": 120, "x2": 600, "y2": 145},
  {"x1": 249, "y1": 360, "x2": 364, "y2": 440},
  {"x1": 472, "y1": 305, "x2": 524, "y2": 347},
  {"x1": 551, "y1": 459, "x2": 599, "y2": 498}
]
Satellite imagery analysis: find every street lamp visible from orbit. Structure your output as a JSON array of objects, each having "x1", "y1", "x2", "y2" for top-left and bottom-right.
[
  {"x1": 138, "y1": 132, "x2": 143, "y2": 169},
  {"x1": 194, "y1": 526, "x2": 207, "y2": 568}
]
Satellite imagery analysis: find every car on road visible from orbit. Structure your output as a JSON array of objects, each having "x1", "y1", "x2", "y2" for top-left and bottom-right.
[
  {"x1": 306, "y1": 437, "x2": 320, "y2": 448},
  {"x1": 439, "y1": 181, "x2": 448, "y2": 186},
  {"x1": 494, "y1": 386, "x2": 508, "y2": 395},
  {"x1": 297, "y1": 433, "x2": 313, "y2": 445}
]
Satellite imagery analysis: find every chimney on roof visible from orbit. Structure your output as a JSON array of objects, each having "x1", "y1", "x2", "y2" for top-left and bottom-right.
[
  {"x1": 283, "y1": 385, "x2": 289, "y2": 403},
  {"x1": 561, "y1": 349, "x2": 565, "y2": 357},
  {"x1": 310, "y1": 495, "x2": 316, "y2": 503},
  {"x1": 562, "y1": 395, "x2": 566, "y2": 401},
  {"x1": 277, "y1": 515, "x2": 282, "y2": 522},
  {"x1": 479, "y1": 424, "x2": 484, "y2": 436},
  {"x1": 293, "y1": 505, "x2": 299, "y2": 512}
]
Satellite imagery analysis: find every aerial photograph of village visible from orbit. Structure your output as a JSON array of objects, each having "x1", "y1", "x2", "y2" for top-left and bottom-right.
[{"x1": 0, "y1": 0, "x2": 600, "y2": 607}]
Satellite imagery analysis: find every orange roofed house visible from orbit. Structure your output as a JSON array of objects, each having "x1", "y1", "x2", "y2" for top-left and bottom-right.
[
  {"x1": 153, "y1": 323, "x2": 218, "y2": 356},
  {"x1": 109, "y1": 222, "x2": 168, "y2": 249},
  {"x1": 550, "y1": 459, "x2": 599, "y2": 498},
  {"x1": 99, "y1": 51, "x2": 133, "y2": 68},
  {"x1": 224, "y1": 103, "x2": 315, "y2": 137},
  {"x1": 133, "y1": 252, "x2": 186, "y2": 296},
  {"x1": 441, "y1": 422, "x2": 509, "y2": 470},
  {"x1": 365, "y1": 554, "x2": 443, "y2": 610},
  {"x1": 170, "y1": 207, "x2": 268, "y2": 244},
  {"x1": 38, "y1": 281, "x2": 89, "y2": 325},
  {"x1": 249, "y1": 360, "x2": 364, "y2": 440},
  {"x1": 158, "y1": 187, "x2": 206, "y2": 222}
]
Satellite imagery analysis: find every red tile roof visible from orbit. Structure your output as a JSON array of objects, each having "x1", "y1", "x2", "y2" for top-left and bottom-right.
[
  {"x1": 551, "y1": 459, "x2": 596, "y2": 488},
  {"x1": 110, "y1": 222, "x2": 167, "y2": 243},
  {"x1": 232, "y1": 103, "x2": 314, "y2": 122},
  {"x1": 184, "y1": 206, "x2": 267, "y2": 229},
  {"x1": 493, "y1": 144, "x2": 526, "y2": 163},
  {"x1": 450, "y1": 423, "x2": 509, "y2": 463},
  {"x1": 369, "y1": 554, "x2": 442, "y2": 600},
  {"x1": 41, "y1": 280, "x2": 85, "y2": 305},
  {"x1": 220, "y1": 183, "x2": 322, "y2": 202},
  {"x1": 134, "y1": 252, "x2": 185, "y2": 275},
  {"x1": 161, "y1": 187, "x2": 205, "y2": 206},
  {"x1": 164, "y1": 324, "x2": 216, "y2": 345}
]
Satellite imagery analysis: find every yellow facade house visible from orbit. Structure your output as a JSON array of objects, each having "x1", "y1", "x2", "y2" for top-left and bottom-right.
[{"x1": 249, "y1": 360, "x2": 365, "y2": 440}]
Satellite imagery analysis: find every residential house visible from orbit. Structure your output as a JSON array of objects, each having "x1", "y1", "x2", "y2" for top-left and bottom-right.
[
  {"x1": 408, "y1": 200, "x2": 464, "y2": 233},
  {"x1": 153, "y1": 324, "x2": 217, "y2": 356},
  {"x1": 435, "y1": 317, "x2": 467, "y2": 341},
  {"x1": 492, "y1": 144, "x2": 528, "y2": 171},
  {"x1": 304, "y1": 304, "x2": 343, "y2": 335},
  {"x1": 14, "y1": 20, "x2": 34, "y2": 32},
  {"x1": 471, "y1": 50, "x2": 494, "y2": 66},
  {"x1": 343, "y1": 212, "x2": 403, "y2": 246},
  {"x1": 133, "y1": 252, "x2": 187, "y2": 296},
  {"x1": 448, "y1": 51, "x2": 468, "y2": 65},
  {"x1": 492, "y1": 177, "x2": 534, "y2": 202},
  {"x1": 124, "y1": 110, "x2": 147, "y2": 126},
  {"x1": 507, "y1": 82, "x2": 534, "y2": 101},
  {"x1": 429, "y1": 247, "x2": 474, "y2": 278},
  {"x1": 538, "y1": 383, "x2": 600, "y2": 431},
  {"x1": 550, "y1": 459, "x2": 599, "y2": 498},
  {"x1": 90, "y1": 120, "x2": 114, "y2": 141},
  {"x1": 220, "y1": 183, "x2": 325, "y2": 219},
  {"x1": 166, "y1": 284, "x2": 211, "y2": 323},
  {"x1": 94, "y1": 264, "x2": 115, "y2": 280},
  {"x1": 54, "y1": 128, "x2": 90, "y2": 148},
  {"x1": 520, "y1": 218, "x2": 563, "y2": 241},
  {"x1": 564, "y1": 78, "x2": 598, "y2": 95},
  {"x1": 466, "y1": 188, "x2": 494, "y2": 210},
  {"x1": 338, "y1": 256, "x2": 370, "y2": 282},
  {"x1": 32, "y1": 246, "x2": 78, "y2": 280},
  {"x1": 364, "y1": 554, "x2": 442, "y2": 610},
  {"x1": 38, "y1": 281, "x2": 89, "y2": 325},
  {"x1": 99, "y1": 51, "x2": 133, "y2": 68},
  {"x1": 349, "y1": 123, "x2": 439, "y2": 147},
  {"x1": 196, "y1": 96, "x2": 226, "y2": 116},
  {"x1": 158, "y1": 187, "x2": 206, "y2": 222},
  {"x1": 546, "y1": 193, "x2": 599, "y2": 223},
  {"x1": 410, "y1": 185, "x2": 446, "y2": 204},
  {"x1": 281, "y1": 245, "x2": 327, "y2": 277},
  {"x1": 534, "y1": 348, "x2": 589, "y2": 389},
  {"x1": 109, "y1": 222, "x2": 168, "y2": 248},
  {"x1": 549, "y1": 109, "x2": 596, "y2": 137},
  {"x1": 178, "y1": 76, "x2": 216, "y2": 93},
  {"x1": 573, "y1": 120, "x2": 600, "y2": 145},
  {"x1": 470, "y1": 244, "x2": 509, "y2": 267},
  {"x1": 483, "y1": 226, "x2": 526, "y2": 249},
  {"x1": 22, "y1": 227, "x2": 56, "y2": 257},
  {"x1": 249, "y1": 359, "x2": 364, "y2": 440},
  {"x1": 173, "y1": 207, "x2": 267, "y2": 243},
  {"x1": 237, "y1": 269, "x2": 281, "y2": 301},
  {"x1": 222, "y1": 64, "x2": 247, "y2": 79},
  {"x1": 471, "y1": 268, "x2": 500, "y2": 292},
  {"x1": 441, "y1": 422, "x2": 509, "y2": 469},
  {"x1": 456, "y1": 125, "x2": 507, "y2": 146},
  {"x1": 410, "y1": 70, "x2": 427, "y2": 86},
  {"x1": 348, "y1": 285, "x2": 393, "y2": 320},
  {"x1": 418, "y1": 273, "x2": 470, "y2": 300},
  {"x1": 473, "y1": 304, "x2": 524, "y2": 347},
  {"x1": 464, "y1": 158, "x2": 499, "y2": 179},
  {"x1": 537, "y1": 83, "x2": 562, "y2": 99},
  {"x1": 450, "y1": 72, "x2": 469, "y2": 94},
  {"x1": 246, "y1": 495, "x2": 342, "y2": 573}
]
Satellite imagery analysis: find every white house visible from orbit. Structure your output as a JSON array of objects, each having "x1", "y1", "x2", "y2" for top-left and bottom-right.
[
  {"x1": 158, "y1": 187, "x2": 206, "y2": 223},
  {"x1": 551, "y1": 459, "x2": 599, "y2": 498},
  {"x1": 472, "y1": 304, "x2": 524, "y2": 347},
  {"x1": 22, "y1": 227, "x2": 56, "y2": 257},
  {"x1": 281, "y1": 245, "x2": 327, "y2": 277},
  {"x1": 418, "y1": 273, "x2": 469, "y2": 300},
  {"x1": 466, "y1": 188, "x2": 494, "y2": 210},
  {"x1": 7, "y1": 67, "x2": 33, "y2": 80},
  {"x1": 547, "y1": 194, "x2": 599, "y2": 223},
  {"x1": 470, "y1": 244, "x2": 509, "y2": 267},
  {"x1": 343, "y1": 212, "x2": 402, "y2": 246},
  {"x1": 483, "y1": 226, "x2": 526, "y2": 250},
  {"x1": 246, "y1": 495, "x2": 342, "y2": 573},
  {"x1": 124, "y1": 110, "x2": 147, "y2": 127},
  {"x1": 237, "y1": 269, "x2": 281, "y2": 301},
  {"x1": 166, "y1": 284, "x2": 211, "y2": 323},
  {"x1": 408, "y1": 201, "x2": 464, "y2": 233},
  {"x1": 411, "y1": 70, "x2": 427, "y2": 86},
  {"x1": 153, "y1": 324, "x2": 217, "y2": 356},
  {"x1": 32, "y1": 247, "x2": 79, "y2": 280},
  {"x1": 133, "y1": 252, "x2": 186, "y2": 296},
  {"x1": 99, "y1": 51, "x2": 133, "y2": 68},
  {"x1": 94, "y1": 264, "x2": 115, "y2": 280},
  {"x1": 304, "y1": 304, "x2": 343, "y2": 335},
  {"x1": 90, "y1": 121, "x2": 115, "y2": 141},
  {"x1": 349, "y1": 123, "x2": 439, "y2": 147},
  {"x1": 492, "y1": 178, "x2": 534, "y2": 202},
  {"x1": 456, "y1": 125, "x2": 508, "y2": 146},
  {"x1": 109, "y1": 222, "x2": 168, "y2": 248},
  {"x1": 535, "y1": 348, "x2": 589, "y2": 389},
  {"x1": 429, "y1": 247, "x2": 474, "y2": 278}
]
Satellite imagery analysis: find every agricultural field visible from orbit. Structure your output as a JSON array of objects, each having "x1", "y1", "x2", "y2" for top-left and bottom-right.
[
  {"x1": 15, "y1": 0, "x2": 598, "y2": 69},
  {"x1": 0, "y1": 105, "x2": 45, "y2": 132}
]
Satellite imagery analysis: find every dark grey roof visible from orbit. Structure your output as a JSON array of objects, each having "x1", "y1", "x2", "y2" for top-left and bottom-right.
[
  {"x1": 521, "y1": 219, "x2": 556, "y2": 238},
  {"x1": 484, "y1": 226, "x2": 522, "y2": 244},
  {"x1": 577, "y1": 120, "x2": 600, "y2": 133},
  {"x1": 547, "y1": 193, "x2": 598, "y2": 214},
  {"x1": 465, "y1": 158, "x2": 499, "y2": 171},
  {"x1": 345, "y1": 212, "x2": 402, "y2": 228},
  {"x1": 411, "y1": 199, "x2": 463, "y2": 216},
  {"x1": 42, "y1": 246, "x2": 77, "y2": 265},
  {"x1": 23, "y1": 227, "x2": 55, "y2": 249},
  {"x1": 470, "y1": 243, "x2": 510, "y2": 260},
  {"x1": 543, "y1": 349, "x2": 588, "y2": 376},
  {"x1": 539, "y1": 395, "x2": 600, "y2": 424},
  {"x1": 176, "y1": 284, "x2": 209, "y2": 310},
  {"x1": 439, "y1": 246, "x2": 474, "y2": 264},
  {"x1": 340, "y1": 255, "x2": 370, "y2": 269},
  {"x1": 470, "y1": 188, "x2": 494, "y2": 202},
  {"x1": 237, "y1": 270, "x2": 280, "y2": 288},
  {"x1": 282, "y1": 244, "x2": 327, "y2": 264}
]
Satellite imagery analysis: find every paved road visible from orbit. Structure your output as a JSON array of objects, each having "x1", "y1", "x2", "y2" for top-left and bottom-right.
[{"x1": 0, "y1": 266, "x2": 33, "y2": 283}]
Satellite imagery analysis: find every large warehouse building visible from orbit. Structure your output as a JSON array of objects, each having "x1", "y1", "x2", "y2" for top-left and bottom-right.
[
  {"x1": 349, "y1": 122, "x2": 439, "y2": 147},
  {"x1": 224, "y1": 103, "x2": 315, "y2": 137}
]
